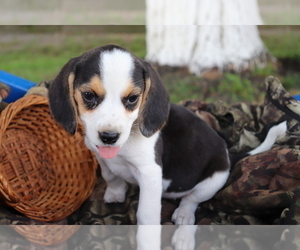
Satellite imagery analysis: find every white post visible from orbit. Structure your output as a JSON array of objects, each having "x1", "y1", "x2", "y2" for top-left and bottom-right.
[{"x1": 145, "y1": 0, "x2": 269, "y2": 75}]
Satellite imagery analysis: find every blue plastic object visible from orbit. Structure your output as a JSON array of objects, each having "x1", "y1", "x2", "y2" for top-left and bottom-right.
[
  {"x1": 0, "y1": 70, "x2": 36, "y2": 103},
  {"x1": 294, "y1": 95, "x2": 300, "y2": 101}
]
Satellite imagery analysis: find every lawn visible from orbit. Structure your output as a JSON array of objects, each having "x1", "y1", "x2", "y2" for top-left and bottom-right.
[
  {"x1": 0, "y1": 26, "x2": 146, "y2": 82},
  {"x1": 0, "y1": 25, "x2": 299, "y2": 105}
]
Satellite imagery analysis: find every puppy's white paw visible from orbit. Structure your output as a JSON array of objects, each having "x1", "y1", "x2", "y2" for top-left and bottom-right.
[
  {"x1": 172, "y1": 206, "x2": 195, "y2": 225},
  {"x1": 104, "y1": 186, "x2": 127, "y2": 203},
  {"x1": 172, "y1": 225, "x2": 197, "y2": 250},
  {"x1": 273, "y1": 120, "x2": 287, "y2": 137}
]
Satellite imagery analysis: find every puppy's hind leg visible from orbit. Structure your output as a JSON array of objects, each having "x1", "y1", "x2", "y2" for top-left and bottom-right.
[{"x1": 172, "y1": 170, "x2": 230, "y2": 225}]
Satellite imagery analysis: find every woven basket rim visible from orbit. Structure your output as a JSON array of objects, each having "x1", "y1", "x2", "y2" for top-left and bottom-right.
[
  {"x1": 0, "y1": 95, "x2": 48, "y2": 143},
  {"x1": 0, "y1": 95, "x2": 97, "y2": 221},
  {"x1": 0, "y1": 96, "x2": 49, "y2": 205}
]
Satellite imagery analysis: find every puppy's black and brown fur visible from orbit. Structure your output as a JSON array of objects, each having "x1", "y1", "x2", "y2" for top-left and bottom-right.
[{"x1": 48, "y1": 44, "x2": 287, "y2": 225}]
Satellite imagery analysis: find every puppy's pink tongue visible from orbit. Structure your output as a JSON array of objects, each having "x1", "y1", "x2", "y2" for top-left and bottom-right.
[{"x1": 98, "y1": 146, "x2": 120, "y2": 159}]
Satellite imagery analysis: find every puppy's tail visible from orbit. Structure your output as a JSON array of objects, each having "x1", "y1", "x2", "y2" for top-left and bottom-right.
[{"x1": 229, "y1": 120, "x2": 288, "y2": 167}]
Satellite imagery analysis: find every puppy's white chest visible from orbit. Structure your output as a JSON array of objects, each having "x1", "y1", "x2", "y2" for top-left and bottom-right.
[
  {"x1": 104, "y1": 157, "x2": 138, "y2": 184},
  {"x1": 99, "y1": 131, "x2": 160, "y2": 185}
]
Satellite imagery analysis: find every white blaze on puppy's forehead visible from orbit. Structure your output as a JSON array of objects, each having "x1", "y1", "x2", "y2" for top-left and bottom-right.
[
  {"x1": 80, "y1": 47, "x2": 141, "y2": 160},
  {"x1": 99, "y1": 49, "x2": 134, "y2": 90}
]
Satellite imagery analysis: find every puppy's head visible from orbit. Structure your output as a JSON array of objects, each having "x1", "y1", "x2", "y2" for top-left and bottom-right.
[{"x1": 48, "y1": 45, "x2": 169, "y2": 159}]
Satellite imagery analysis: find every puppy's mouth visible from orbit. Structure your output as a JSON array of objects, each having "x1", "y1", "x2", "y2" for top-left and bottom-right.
[{"x1": 96, "y1": 145, "x2": 121, "y2": 159}]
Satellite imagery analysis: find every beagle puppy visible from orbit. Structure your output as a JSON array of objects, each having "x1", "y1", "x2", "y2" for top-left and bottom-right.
[{"x1": 48, "y1": 45, "x2": 287, "y2": 225}]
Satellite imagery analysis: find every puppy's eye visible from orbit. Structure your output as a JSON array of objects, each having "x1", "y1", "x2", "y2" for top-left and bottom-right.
[
  {"x1": 123, "y1": 94, "x2": 140, "y2": 111},
  {"x1": 82, "y1": 91, "x2": 95, "y2": 102},
  {"x1": 128, "y1": 95, "x2": 139, "y2": 104}
]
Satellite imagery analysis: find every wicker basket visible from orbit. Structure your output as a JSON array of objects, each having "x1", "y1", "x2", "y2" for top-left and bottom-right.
[
  {"x1": 12, "y1": 225, "x2": 80, "y2": 246},
  {"x1": 0, "y1": 95, "x2": 98, "y2": 221}
]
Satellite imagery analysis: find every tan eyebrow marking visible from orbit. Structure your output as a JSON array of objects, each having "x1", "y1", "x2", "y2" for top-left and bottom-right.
[
  {"x1": 81, "y1": 75, "x2": 106, "y2": 97},
  {"x1": 122, "y1": 79, "x2": 142, "y2": 98},
  {"x1": 74, "y1": 75, "x2": 106, "y2": 114}
]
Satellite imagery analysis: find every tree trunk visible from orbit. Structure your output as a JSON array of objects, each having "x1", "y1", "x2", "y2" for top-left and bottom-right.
[{"x1": 145, "y1": 0, "x2": 271, "y2": 75}]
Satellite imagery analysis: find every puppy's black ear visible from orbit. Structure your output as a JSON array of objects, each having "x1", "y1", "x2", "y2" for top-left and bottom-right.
[
  {"x1": 48, "y1": 58, "x2": 78, "y2": 135},
  {"x1": 139, "y1": 61, "x2": 169, "y2": 137}
]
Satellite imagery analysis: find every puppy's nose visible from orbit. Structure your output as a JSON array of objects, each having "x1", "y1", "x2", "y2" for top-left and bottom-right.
[{"x1": 99, "y1": 131, "x2": 120, "y2": 145}]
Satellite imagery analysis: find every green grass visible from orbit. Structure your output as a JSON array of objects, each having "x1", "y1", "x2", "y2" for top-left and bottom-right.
[
  {"x1": 281, "y1": 72, "x2": 300, "y2": 92},
  {"x1": 216, "y1": 73, "x2": 257, "y2": 103},
  {"x1": 0, "y1": 32, "x2": 146, "y2": 83},
  {"x1": 0, "y1": 26, "x2": 299, "y2": 104},
  {"x1": 164, "y1": 74, "x2": 202, "y2": 103},
  {"x1": 251, "y1": 62, "x2": 277, "y2": 77},
  {"x1": 261, "y1": 30, "x2": 300, "y2": 59}
]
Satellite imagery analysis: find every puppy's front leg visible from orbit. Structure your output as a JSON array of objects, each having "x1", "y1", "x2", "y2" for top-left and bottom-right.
[
  {"x1": 137, "y1": 225, "x2": 161, "y2": 250},
  {"x1": 96, "y1": 156, "x2": 128, "y2": 203},
  {"x1": 133, "y1": 164, "x2": 162, "y2": 225}
]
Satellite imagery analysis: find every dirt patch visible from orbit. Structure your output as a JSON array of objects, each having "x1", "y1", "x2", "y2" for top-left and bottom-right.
[{"x1": 277, "y1": 58, "x2": 300, "y2": 74}]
